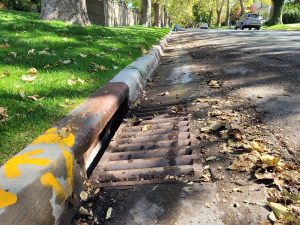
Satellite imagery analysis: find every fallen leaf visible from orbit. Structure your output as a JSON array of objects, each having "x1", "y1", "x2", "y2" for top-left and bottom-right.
[
  {"x1": 79, "y1": 206, "x2": 93, "y2": 216},
  {"x1": 142, "y1": 124, "x2": 152, "y2": 132},
  {"x1": 77, "y1": 78, "x2": 85, "y2": 84},
  {"x1": 9, "y1": 52, "x2": 17, "y2": 58},
  {"x1": 158, "y1": 91, "x2": 169, "y2": 96},
  {"x1": 204, "y1": 203, "x2": 211, "y2": 208},
  {"x1": 63, "y1": 60, "x2": 71, "y2": 64},
  {"x1": 260, "y1": 154, "x2": 281, "y2": 167},
  {"x1": 260, "y1": 221, "x2": 272, "y2": 225},
  {"x1": 106, "y1": 207, "x2": 113, "y2": 220},
  {"x1": 80, "y1": 191, "x2": 89, "y2": 201},
  {"x1": 228, "y1": 151, "x2": 260, "y2": 172},
  {"x1": 206, "y1": 156, "x2": 217, "y2": 161},
  {"x1": 19, "y1": 90, "x2": 26, "y2": 99},
  {"x1": 67, "y1": 79, "x2": 76, "y2": 86},
  {"x1": 255, "y1": 168, "x2": 276, "y2": 180},
  {"x1": 27, "y1": 95, "x2": 40, "y2": 101},
  {"x1": 0, "y1": 107, "x2": 8, "y2": 122},
  {"x1": 21, "y1": 75, "x2": 37, "y2": 82},
  {"x1": 248, "y1": 141, "x2": 268, "y2": 153},
  {"x1": 0, "y1": 70, "x2": 10, "y2": 78},
  {"x1": 28, "y1": 68, "x2": 38, "y2": 75},
  {"x1": 79, "y1": 53, "x2": 87, "y2": 58},
  {"x1": 0, "y1": 43, "x2": 10, "y2": 48},
  {"x1": 269, "y1": 202, "x2": 289, "y2": 219},
  {"x1": 27, "y1": 49, "x2": 35, "y2": 55},
  {"x1": 38, "y1": 50, "x2": 50, "y2": 56},
  {"x1": 208, "y1": 80, "x2": 222, "y2": 88}
]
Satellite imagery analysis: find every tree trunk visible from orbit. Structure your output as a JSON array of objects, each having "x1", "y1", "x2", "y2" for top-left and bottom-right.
[
  {"x1": 161, "y1": 5, "x2": 165, "y2": 27},
  {"x1": 40, "y1": 0, "x2": 90, "y2": 26},
  {"x1": 239, "y1": 0, "x2": 245, "y2": 16},
  {"x1": 164, "y1": 10, "x2": 168, "y2": 27},
  {"x1": 216, "y1": 11, "x2": 222, "y2": 27},
  {"x1": 269, "y1": 0, "x2": 284, "y2": 25},
  {"x1": 226, "y1": 0, "x2": 230, "y2": 27},
  {"x1": 208, "y1": 8, "x2": 213, "y2": 27},
  {"x1": 154, "y1": 2, "x2": 161, "y2": 27},
  {"x1": 216, "y1": 0, "x2": 225, "y2": 27},
  {"x1": 141, "y1": 0, "x2": 151, "y2": 26}
]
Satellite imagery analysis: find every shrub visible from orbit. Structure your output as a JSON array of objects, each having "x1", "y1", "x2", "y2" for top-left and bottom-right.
[
  {"x1": 283, "y1": 3, "x2": 300, "y2": 24},
  {"x1": 2, "y1": 0, "x2": 40, "y2": 12}
]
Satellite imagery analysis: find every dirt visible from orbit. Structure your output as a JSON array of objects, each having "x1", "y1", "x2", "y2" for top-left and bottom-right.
[{"x1": 73, "y1": 30, "x2": 300, "y2": 225}]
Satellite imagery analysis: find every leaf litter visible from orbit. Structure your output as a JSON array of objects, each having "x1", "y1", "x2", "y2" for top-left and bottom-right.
[{"x1": 194, "y1": 94, "x2": 300, "y2": 224}]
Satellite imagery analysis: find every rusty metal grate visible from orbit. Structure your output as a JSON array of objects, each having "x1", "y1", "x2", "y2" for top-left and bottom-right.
[{"x1": 91, "y1": 103, "x2": 202, "y2": 188}]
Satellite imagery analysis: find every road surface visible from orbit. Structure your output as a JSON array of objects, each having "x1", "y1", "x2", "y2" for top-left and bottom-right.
[{"x1": 74, "y1": 29, "x2": 300, "y2": 225}]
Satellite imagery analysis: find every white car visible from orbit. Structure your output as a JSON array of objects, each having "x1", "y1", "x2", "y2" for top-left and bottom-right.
[
  {"x1": 235, "y1": 13, "x2": 262, "y2": 30},
  {"x1": 200, "y1": 23, "x2": 208, "y2": 29}
]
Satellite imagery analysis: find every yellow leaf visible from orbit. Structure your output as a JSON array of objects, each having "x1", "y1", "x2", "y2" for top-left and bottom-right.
[
  {"x1": 249, "y1": 141, "x2": 268, "y2": 152},
  {"x1": 27, "y1": 95, "x2": 40, "y2": 101},
  {"x1": 67, "y1": 79, "x2": 76, "y2": 86},
  {"x1": 260, "y1": 154, "x2": 281, "y2": 167},
  {"x1": 21, "y1": 75, "x2": 37, "y2": 82},
  {"x1": 28, "y1": 68, "x2": 38, "y2": 75},
  {"x1": 269, "y1": 202, "x2": 289, "y2": 219}
]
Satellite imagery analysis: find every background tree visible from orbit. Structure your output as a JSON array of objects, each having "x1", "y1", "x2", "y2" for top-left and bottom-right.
[
  {"x1": 40, "y1": 0, "x2": 90, "y2": 26},
  {"x1": 216, "y1": 0, "x2": 225, "y2": 27},
  {"x1": 141, "y1": 0, "x2": 152, "y2": 26},
  {"x1": 154, "y1": 1, "x2": 161, "y2": 26},
  {"x1": 268, "y1": 0, "x2": 285, "y2": 24}
]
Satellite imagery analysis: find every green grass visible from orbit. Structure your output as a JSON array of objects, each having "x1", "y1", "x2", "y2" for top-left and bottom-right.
[
  {"x1": 0, "y1": 10, "x2": 169, "y2": 164},
  {"x1": 263, "y1": 23, "x2": 300, "y2": 31}
]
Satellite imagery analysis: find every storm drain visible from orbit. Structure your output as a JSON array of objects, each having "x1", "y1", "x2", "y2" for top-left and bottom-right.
[{"x1": 91, "y1": 103, "x2": 203, "y2": 188}]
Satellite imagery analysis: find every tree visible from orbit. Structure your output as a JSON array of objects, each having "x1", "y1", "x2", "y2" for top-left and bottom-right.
[
  {"x1": 141, "y1": 0, "x2": 152, "y2": 26},
  {"x1": 239, "y1": 0, "x2": 245, "y2": 16},
  {"x1": 269, "y1": 0, "x2": 285, "y2": 25},
  {"x1": 40, "y1": 0, "x2": 90, "y2": 26},
  {"x1": 154, "y1": 1, "x2": 161, "y2": 26},
  {"x1": 216, "y1": 0, "x2": 225, "y2": 27}
]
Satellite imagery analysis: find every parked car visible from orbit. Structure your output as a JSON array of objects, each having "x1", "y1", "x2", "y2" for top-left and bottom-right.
[
  {"x1": 200, "y1": 23, "x2": 209, "y2": 29},
  {"x1": 235, "y1": 13, "x2": 262, "y2": 30}
]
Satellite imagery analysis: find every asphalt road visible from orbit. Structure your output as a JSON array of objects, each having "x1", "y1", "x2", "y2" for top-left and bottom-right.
[
  {"x1": 187, "y1": 29, "x2": 300, "y2": 158},
  {"x1": 78, "y1": 30, "x2": 300, "y2": 225}
]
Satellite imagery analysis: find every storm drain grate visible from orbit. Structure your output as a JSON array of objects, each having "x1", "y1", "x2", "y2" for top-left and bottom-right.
[{"x1": 91, "y1": 103, "x2": 203, "y2": 188}]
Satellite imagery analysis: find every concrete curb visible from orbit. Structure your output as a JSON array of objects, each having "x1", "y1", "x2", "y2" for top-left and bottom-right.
[
  {"x1": 111, "y1": 32, "x2": 171, "y2": 104},
  {"x1": 0, "y1": 31, "x2": 171, "y2": 225}
]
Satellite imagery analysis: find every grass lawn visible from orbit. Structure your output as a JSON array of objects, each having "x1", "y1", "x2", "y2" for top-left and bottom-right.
[
  {"x1": 263, "y1": 23, "x2": 300, "y2": 31},
  {"x1": 0, "y1": 10, "x2": 169, "y2": 164}
]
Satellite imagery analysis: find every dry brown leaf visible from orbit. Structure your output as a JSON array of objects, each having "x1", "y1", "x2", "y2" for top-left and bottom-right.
[
  {"x1": 27, "y1": 95, "x2": 40, "y2": 101},
  {"x1": 255, "y1": 168, "x2": 276, "y2": 180},
  {"x1": 269, "y1": 202, "x2": 289, "y2": 219},
  {"x1": 208, "y1": 80, "x2": 222, "y2": 88},
  {"x1": 0, "y1": 107, "x2": 8, "y2": 122},
  {"x1": 21, "y1": 75, "x2": 37, "y2": 82},
  {"x1": 19, "y1": 90, "x2": 26, "y2": 99},
  {"x1": 248, "y1": 141, "x2": 268, "y2": 153},
  {"x1": 77, "y1": 78, "x2": 85, "y2": 84},
  {"x1": 158, "y1": 91, "x2": 169, "y2": 96},
  {"x1": 28, "y1": 68, "x2": 38, "y2": 75},
  {"x1": 67, "y1": 79, "x2": 76, "y2": 86},
  {"x1": 260, "y1": 154, "x2": 281, "y2": 167},
  {"x1": 228, "y1": 151, "x2": 261, "y2": 172},
  {"x1": 142, "y1": 124, "x2": 152, "y2": 132},
  {"x1": 9, "y1": 52, "x2": 17, "y2": 58},
  {"x1": 0, "y1": 43, "x2": 10, "y2": 48}
]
